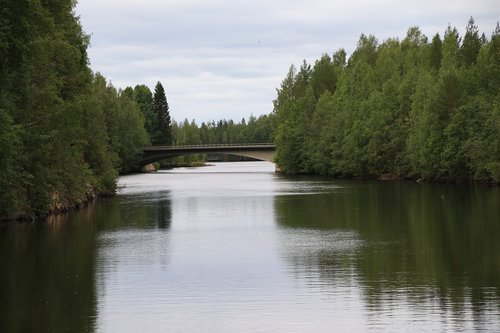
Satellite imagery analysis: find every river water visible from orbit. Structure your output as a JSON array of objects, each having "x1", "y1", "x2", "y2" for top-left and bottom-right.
[{"x1": 1, "y1": 162, "x2": 499, "y2": 332}]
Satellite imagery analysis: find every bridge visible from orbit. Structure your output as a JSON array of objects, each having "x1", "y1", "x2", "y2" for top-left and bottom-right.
[{"x1": 140, "y1": 143, "x2": 276, "y2": 166}]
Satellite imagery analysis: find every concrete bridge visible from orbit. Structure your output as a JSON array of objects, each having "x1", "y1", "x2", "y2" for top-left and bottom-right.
[{"x1": 140, "y1": 143, "x2": 276, "y2": 166}]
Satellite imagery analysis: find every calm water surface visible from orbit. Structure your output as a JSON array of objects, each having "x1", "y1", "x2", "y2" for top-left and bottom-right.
[{"x1": 1, "y1": 162, "x2": 499, "y2": 332}]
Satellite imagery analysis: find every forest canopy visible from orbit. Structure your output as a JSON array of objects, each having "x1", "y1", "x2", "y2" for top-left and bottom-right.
[
  {"x1": 0, "y1": 0, "x2": 150, "y2": 219},
  {"x1": 273, "y1": 18, "x2": 500, "y2": 183}
]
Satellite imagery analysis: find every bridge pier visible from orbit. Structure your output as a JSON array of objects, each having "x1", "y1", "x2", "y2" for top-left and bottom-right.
[{"x1": 141, "y1": 163, "x2": 157, "y2": 172}]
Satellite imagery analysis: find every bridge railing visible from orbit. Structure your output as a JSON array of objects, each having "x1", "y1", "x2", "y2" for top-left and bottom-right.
[{"x1": 143, "y1": 143, "x2": 275, "y2": 150}]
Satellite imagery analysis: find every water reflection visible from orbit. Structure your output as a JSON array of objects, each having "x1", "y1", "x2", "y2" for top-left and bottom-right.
[
  {"x1": 94, "y1": 191, "x2": 173, "y2": 332},
  {"x1": 0, "y1": 213, "x2": 98, "y2": 333},
  {"x1": 96, "y1": 191, "x2": 172, "y2": 231},
  {"x1": 0, "y1": 190, "x2": 173, "y2": 333},
  {"x1": 1, "y1": 164, "x2": 499, "y2": 332},
  {"x1": 96, "y1": 164, "x2": 283, "y2": 332},
  {"x1": 276, "y1": 178, "x2": 500, "y2": 331}
]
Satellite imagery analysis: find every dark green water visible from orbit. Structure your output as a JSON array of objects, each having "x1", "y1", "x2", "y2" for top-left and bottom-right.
[{"x1": 1, "y1": 162, "x2": 499, "y2": 332}]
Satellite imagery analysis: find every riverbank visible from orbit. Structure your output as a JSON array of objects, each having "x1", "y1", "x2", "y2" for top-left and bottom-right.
[
  {"x1": 277, "y1": 168, "x2": 499, "y2": 186},
  {"x1": 0, "y1": 186, "x2": 115, "y2": 222}
]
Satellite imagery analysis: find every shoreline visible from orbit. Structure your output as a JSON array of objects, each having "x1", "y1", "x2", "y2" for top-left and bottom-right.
[{"x1": 3, "y1": 167, "x2": 497, "y2": 223}]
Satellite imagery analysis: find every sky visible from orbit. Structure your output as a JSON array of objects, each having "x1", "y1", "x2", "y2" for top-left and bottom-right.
[{"x1": 75, "y1": 0, "x2": 500, "y2": 124}]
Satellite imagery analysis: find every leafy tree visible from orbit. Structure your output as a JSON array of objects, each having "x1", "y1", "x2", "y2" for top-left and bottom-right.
[
  {"x1": 134, "y1": 84, "x2": 155, "y2": 139},
  {"x1": 81, "y1": 75, "x2": 118, "y2": 194},
  {"x1": 441, "y1": 25, "x2": 461, "y2": 70},
  {"x1": 332, "y1": 49, "x2": 347, "y2": 67},
  {"x1": 0, "y1": 111, "x2": 24, "y2": 217},
  {"x1": 95, "y1": 76, "x2": 149, "y2": 173},
  {"x1": 310, "y1": 53, "x2": 337, "y2": 99},
  {"x1": 121, "y1": 86, "x2": 134, "y2": 99}
]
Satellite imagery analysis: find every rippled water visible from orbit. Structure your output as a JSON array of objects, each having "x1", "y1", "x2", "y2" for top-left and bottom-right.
[{"x1": 1, "y1": 162, "x2": 499, "y2": 332}]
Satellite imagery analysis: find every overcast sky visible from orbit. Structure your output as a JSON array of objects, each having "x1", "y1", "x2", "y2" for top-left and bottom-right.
[{"x1": 75, "y1": 0, "x2": 499, "y2": 123}]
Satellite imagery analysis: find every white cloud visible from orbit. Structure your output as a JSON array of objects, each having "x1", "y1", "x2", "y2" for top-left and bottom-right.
[{"x1": 76, "y1": 0, "x2": 500, "y2": 123}]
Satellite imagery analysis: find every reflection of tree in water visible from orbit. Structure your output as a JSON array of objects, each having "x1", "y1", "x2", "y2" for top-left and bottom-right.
[
  {"x1": 0, "y1": 212, "x2": 99, "y2": 333},
  {"x1": 276, "y1": 179, "x2": 500, "y2": 330},
  {"x1": 128, "y1": 191, "x2": 172, "y2": 230},
  {"x1": 154, "y1": 196, "x2": 172, "y2": 230},
  {"x1": 0, "y1": 192, "x2": 174, "y2": 333},
  {"x1": 95, "y1": 191, "x2": 172, "y2": 231},
  {"x1": 95, "y1": 190, "x2": 173, "y2": 269}
]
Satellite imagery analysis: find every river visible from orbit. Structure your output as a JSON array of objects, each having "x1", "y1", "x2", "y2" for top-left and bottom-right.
[{"x1": 1, "y1": 161, "x2": 499, "y2": 332}]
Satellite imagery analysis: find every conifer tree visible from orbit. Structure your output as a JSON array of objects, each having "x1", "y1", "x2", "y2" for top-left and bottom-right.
[
  {"x1": 461, "y1": 17, "x2": 482, "y2": 67},
  {"x1": 430, "y1": 33, "x2": 443, "y2": 71},
  {"x1": 153, "y1": 81, "x2": 172, "y2": 145}
]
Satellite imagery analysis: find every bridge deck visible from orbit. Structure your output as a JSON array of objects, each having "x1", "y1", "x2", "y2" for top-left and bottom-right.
[
  {"x1": 141, "y1": 143, "x2": 276, "y2": 165},
  {"x1": 143, "y1": 143, "x2": 275, "y2": 151}
]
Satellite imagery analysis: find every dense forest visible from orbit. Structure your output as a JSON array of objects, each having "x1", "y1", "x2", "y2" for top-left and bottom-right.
[
  {"x1": 0, "y1": 0, "x2": 273, "y2": 219},
  {"x1": 0, "y1": 0, "x2": 179, "y2": 219},
  {"x1": 273, "y1": 18, "x2": 500, "y2": 183},
  {"x1": 0, "y1": 0, "x2": 154, "y2": 219}
]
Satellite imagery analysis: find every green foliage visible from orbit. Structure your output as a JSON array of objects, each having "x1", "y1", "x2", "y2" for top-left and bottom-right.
[
  {"x1": 133, "y1": 84, "x2": 156, "y2": 138},
  {"x1": 171, "y1": 114, "x2": 275, "y2": 146},
  {"x1": 461, "y1": 17, "x2": 483, "y2": 67},
  {"x1": 441, "y1": 25, "x2": 461, "y2": 70},
  {"x1": 310, "y1": 53, "x2": 338, "y2": 98},
  {"x1": 273, "y1": 19, "x2": 500, "y2": 184},
  {"x1": 0, "y1": 110, "x2": 24, "y2": 217},
  {"x1": 0, "y1": 0, "x2": 152, "y2": 219},
  {"x1": 152, "y1": 81, "x2": 172, "y2": 145},
  {"x1": 430, "y1": 33, "x2": 443, "y2": 71}
]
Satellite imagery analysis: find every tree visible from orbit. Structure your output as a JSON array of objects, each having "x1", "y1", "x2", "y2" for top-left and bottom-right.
[
  {"x1": 441, "y1": 25, "x2": 460, "y2": 70},
  {"x1": 0, "y1": 0, "x2": 99, "y2": 217},
  {"x1": 0, "y1": 111, "x2": 23, "y2": 218},
  {"x1": 153, "y1": 81, "x2": 172, "y2": 145},
  {"x1": 310, "y1": 53, "x2": 337, "y2": 98},
  {"x1": 429, "y1": 33, "x2": 443, "y2": 72},
  {"x1": 461, "y1": 17, "x2": 482, "y2": 67},
  {"x1": 134, "y1": 84, "x2": 155, "y2": 140}
]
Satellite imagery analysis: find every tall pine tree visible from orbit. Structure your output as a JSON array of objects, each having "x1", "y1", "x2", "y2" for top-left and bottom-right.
[
  {"x1": 461, "y1": 17, "x2": 483, "y2": 67},
  {"x1": 153, "y1": 81, "x2": 172, "y2": 145}
]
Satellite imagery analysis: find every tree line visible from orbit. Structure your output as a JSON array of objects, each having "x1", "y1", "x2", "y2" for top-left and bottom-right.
[
  {"x1": 0, "y1": 0, "x2": 174, "y2": 219},
  {"x1": 273, "y1": 18, "x2": 500, "y2": 184},
  {"x1": 171, "y1": 115, "x2": 274, "y2": 145},
  {"x1": 164, "y1": 115, "x2": 274, "y2": 166}
]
